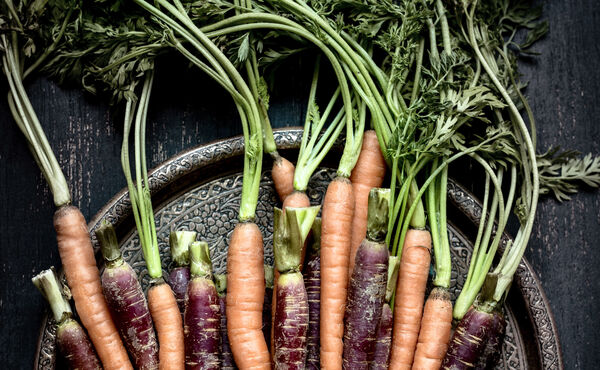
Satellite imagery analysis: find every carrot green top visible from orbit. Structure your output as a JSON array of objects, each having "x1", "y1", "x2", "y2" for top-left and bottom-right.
[
  {"x1": 32, "y1": 268, "x2": 72, "y2": 324},
  {"x1": 169, "y1": 231, "x2": 197, "y2": 267},
  {"x1": 189, "y1": 241, "x2": 213, "y2": 279},
  {"x1": 95, "y1": 221, "x2": 124, "y2": 267},
  {"x1": 273, "y1": 206, "x2": 320, "y2": 274}
]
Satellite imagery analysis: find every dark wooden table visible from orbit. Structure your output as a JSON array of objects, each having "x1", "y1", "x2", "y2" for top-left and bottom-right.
[{"x1": 1, "y1": 2, "x2": 599, "y2": 369}]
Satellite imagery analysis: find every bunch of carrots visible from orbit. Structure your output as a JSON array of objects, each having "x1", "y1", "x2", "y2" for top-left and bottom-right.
[{"x1": 4, "y1": 0, "x2": 600, "y2": 369}]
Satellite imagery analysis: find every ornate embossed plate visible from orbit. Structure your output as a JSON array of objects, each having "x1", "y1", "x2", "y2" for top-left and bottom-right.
[{"x1": 34, "y1": 129, "x2": 562, "y2": 369}]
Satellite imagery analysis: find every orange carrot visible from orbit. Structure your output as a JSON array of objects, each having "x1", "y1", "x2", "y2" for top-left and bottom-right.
[
  {"x1": 282, "y1": 190, "x2": 311, "y2": 210},
  {"x1": 413, "y1": 287, "x2": 453, "y2": 369},
  {"x1": 227, "y1": 222, "x2": 271, "y2": 369},
  {"x1": 148, "y1": 282, "x2": 185, "y2": 370},
  {"x1": 319, "y1": 177, "x2": 355, "y2": 369},
  {"x1": 54, "y1": 206, "x2": 132, "y2": 370},
  {"x1": 348, "y1": 130, "x2": 386, "y2": 277},
  {"x1": 389, "y1": 229, "x2": 432, "y2": 370},
  {"x1": 272, "y1": 154, "x2": 295, "y2": 202}
]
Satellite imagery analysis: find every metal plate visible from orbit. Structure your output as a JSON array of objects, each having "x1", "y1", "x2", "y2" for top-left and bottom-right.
[{"x1": 34, "y1": 129, "x2": 563, "y2": 369}]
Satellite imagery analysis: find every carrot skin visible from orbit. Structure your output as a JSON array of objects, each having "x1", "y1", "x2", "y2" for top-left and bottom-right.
[
  {"x1": 343, "y1": 239, "x2": 389, "y2": 369},
  {"x1": 348, "y1": 130, "x2": 386, "y2": 277},
  {"x1": 441, "y1": 307, "x2": 498, "y2": 370},
  {"x1": 320, "y1": 176, "x2": 355, "y2": 369},
  {"x1": 148, "y1": 282, "x2": 185, "y2": 370},
  {"x1": 226, "y1": 222, "x2": 271, "y2": 370},
  {"x1": 274, "y1": 272, "x2": 309, "y2": 370},
  {"x1": 272, "y1": 155, "x2": 295, "y2": 202},
  {"x1": 54, "y1": 206, "x2": 132, "y2": 370},
  {"x1": 370, "y1": 303, "x2": 393, "y2": 370},
  {"x1": 184, "y1": 278, "x2": 221, "y2": 370},
  {"x1": 413, "y1": 287, "x2": 453, "y2": 370},
  {"x1": 56, "y1": 318, "x2": 102, "y2": 370},
  {"x1": 389, "y1": 229, "x2": 432, "y2": 370},
  {"x1": 169, "y1": 266, "x2": 191, "y2": 315},
  {"x1": 102, "y1": 262, "x2": 159, "y2": 370},
  {"x1": 218, "y1": 294, "x2": 236, "y2": 369},
  {"x1": 304, "y1": 251, "x2": 321, "y2": 369},
  {"x1": 271, "y1": 192, "x2": 312, "y2": 358},
  {"x1": 475, "y1": 310, "x2": 505, "y2": 370}
]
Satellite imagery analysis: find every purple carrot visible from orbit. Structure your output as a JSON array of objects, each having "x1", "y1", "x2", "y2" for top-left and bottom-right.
[
  {"x1": 303, "y1": 218, "x2": 321, "y2": 370},
  {"x1": 184, "y1": 241, "x2": 221, "y2": 370},
  {"x1": 96, "y1": 221, "x2": 158, "y2": 369},
  {"x1": 33, "y1": 268, "x2": 101, "y2": 370},
  {"x1": 343, "y1": 188, "x2": 390, "y2": 369},
  {"x1": 272, "y1": 206, "x2": 320, "y2": 370},
  {"x1": 168, "y1": 230, "x2": 197, "y2": 314},
  {"x1": 475, "y1": 309, "x2": 505, "y2": 370},
  {"x1": 441, "y1": 306, "x2": 501, "y2": 370},
  {"x1": 274, "y1": 272, "x2": 309, "y2": 369},
  {"x1": 262, "y1": 264, "x2": 274, "y2": 348},
  {"x1": 215, "y1": 274, "x2": 235, "y2": 369},
  {"x1": 370, "y1": 256, "x2": 399, "y2": 370}
]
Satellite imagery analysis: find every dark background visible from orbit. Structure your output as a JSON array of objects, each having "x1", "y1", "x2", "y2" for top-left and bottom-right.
[{"x1": 1, "y1": 1, "x2": 599, "y2": 369}]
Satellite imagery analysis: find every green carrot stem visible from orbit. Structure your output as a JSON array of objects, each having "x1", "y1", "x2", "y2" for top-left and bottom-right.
[
  {"x1": 264, "y1": 264, "x2": 274, "y2": 290},
  {"x1": 135, "y1": 0, "x2": 264, "y2": 221},
  {"x1": 190, "y1": 241, "x2": 212, "y2": 279},
  {"x1": 385, "y1": 256, "x2": 400, "y2": 304},
  {"x1": 436, "y1": 164, "x2": 452, "y2": 288},
  {"x1": 310, "y1": 218, "x2": 322, "y2": 254},
  {"x1": 273, "y1": 206, "x2": 320, "y2": 273},
  {"x1": 214, "y1": 274, "x2": 227, "y2": 296},
  {"x1": 453, "y1": 157, "x2": 507, "y2": 319},
  {"x1": 366, "y1": 188, "x2": 391, "y2": 242},
  {"x1": 32, "y1": 268, "x2": 72, "y2": 323},
  {"x1": 395, "y1": 132, "x2": 507, "y2": 259},
  {"x1": 465, "y1": 0, "x2": 540, "y2": 301},
  {"x1": 1, "y1": 35, "x2": 71, "y2": 207},
  {"x1": 408, "y1": 180, "x2": 426, "y2": 229},
  {"x1": 169, "y1": 231, "x2": 197, "y2": 267},
  {"x1": 410, "y1": 38, "x2": 425, "y2": 106},
  {"x1": 464, "y1": 173, "x2": 490, "y2": 289},
  {"x1": 95, "y1": 221, "x2": 123, "y2": 266},
  {"x1": 120, "y1": 71, "x2": 162, "y2": 279},
  {"x1": 337, "y1": 98, "x2": 366, "y2": 177}
]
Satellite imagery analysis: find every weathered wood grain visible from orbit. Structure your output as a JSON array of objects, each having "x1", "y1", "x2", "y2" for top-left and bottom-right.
[{"x1": 0, "y1": 2, "x2": 599, "y2": 369}]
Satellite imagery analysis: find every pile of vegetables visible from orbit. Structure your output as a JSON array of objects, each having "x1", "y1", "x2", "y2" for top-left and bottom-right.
[{"x1": 3, "y1": 0, "x2": 600, "y2": 369}]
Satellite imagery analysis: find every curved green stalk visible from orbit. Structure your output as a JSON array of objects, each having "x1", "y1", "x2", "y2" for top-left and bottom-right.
[
  {"x1": 120, "y1": 71, "x2": 162, "y2": 279},
  {"x1": 134, "y1": 0, "x2": 264, "y2": 221},
  {"x1": 427, "y1": 159, "x2": 451, "y2": 289},
  {"x1": 464, "y1": 0, "x2": 540, "y2": 303},
  {"x1": 1, "y1": 34, "x2": 71, "y2": 207}
]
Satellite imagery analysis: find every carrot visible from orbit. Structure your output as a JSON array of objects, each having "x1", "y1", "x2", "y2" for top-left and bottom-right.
[
  {"x1": 412, "y1": 162, "x2": 453, "y2": 369},
  {"x1": 271, "y1": 190, "x2": 312, "y2": 355},
  {"x1": 272, "y1": 206, "x2": 319, "y2": 370},
  {"x1": 54, "y1": 205, "x2": 132, "y2": 370},
  {"x1": 389, "y1": 228, "x2": 432, "y2": 370},
  {"x1": 148, "y1": 282, "x2": 185, "y2": 370},
  {"x1": 33, "y1": 268, "x2": 102, "y2": 370},
  {"x1": 283, "y1": 190, "x2": 311, "y2": 210},
  {"x1": 272, "y1": 154, "x2": 296, "y2": 202},
  {"x1": 121, "y1": 72, "x2": 184, "y2": 369},
  {"x1": 348, "y1": 130, "x2": 386, "y2": 277},
  {"x1": 412, "y1": 287, "x2": 453, "y2": 369},
  {"x1": 226, "y1": 222, "x2": 271, "y2": 370},
  {"x1": 319, "y1": 176, "x2": 355, "y2": 369}
]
